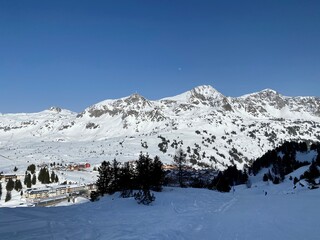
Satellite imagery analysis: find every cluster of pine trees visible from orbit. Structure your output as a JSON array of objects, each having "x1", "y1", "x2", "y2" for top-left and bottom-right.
[
  {"x1": 4, "y1": 178, "x2": 23, "y2": 202},
  {"x1": 251, "y1": 142, "x2": 313, "y2": 184},
  {"x1": 298, "y1": 146, "x2": 320, "y2": 188},
  {"x1": 38, "y1": 167, "x2": 59, "y2": 184},
  {"x1": 93, "y1": 153, "x2": 164, "y2": 205},
  {"x1": 208, "y1": 165, "x2": 249, "y2": 192},
  {"x1": 24, "y1": 164, "x2": 37, "y2": 188}
]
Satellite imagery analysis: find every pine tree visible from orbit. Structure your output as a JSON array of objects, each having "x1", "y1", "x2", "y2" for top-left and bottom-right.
[
  {"x1": 32, "y1": 174, "x2": 37, "y2": 185},
  {"x1": 209, "y1": 172, "x2": 231, "y2": 192},
  {"x1": 135, "y1": 153, "x2": 152, "y2": 191},
  {"x1": 38, "y1": 167, "x2": 44, "y2": 183},
  {"x1": 27, "y1": 164, "x2": 36, "y2": 174},
  {"x1": 14, "y1": 180, "x2": 22, "y2": 192},
  {"x1": 13, "y1": 166, "x2": 18, "y2": 172},
  {"x1": 5, "y1": 191, "x2": 11, "y2": 202},
  {"x1": 273, "y1": 176, "x2": 280, "y2": 184},
  {"x1": 55, "y1": 175, "x2": 59, "y2": 183},
  {"x1": 38, "y1": 167, "x2": 50, "y2": 184},
  {"x1": 316, "y1": 153, "x2": 320, "y2": 167},
  {"x1": 51, "y1": 171, "x2": 56, "y2": 183},
  {"x1": 44, "y1": 168, "x2": 50, "y2": 184},
  {"x1": 27, "y1": 174, "x2": 32, "y2": 188},
  {"x1": 293, "y1": 177, "x2": 299, "y2": 185},
  {"x1": 151, "y1": 156, "x2": 164, "y2": 192},
  {"x1": 6, "y1": 178, "x2": 14, "y2": 192},
  {"x1": 24, "y1": 172, "x2": 28, "y2": 186},
  {"x1": 174, "y1": 149, "x2": 187, "y2": 187},
  {"x1": 119, "y1": 162, "x2": 134, "y2": 198},
  {"x1": 305, "y1": 162, "x2": 320, "y2": 185},
  {"x1": 0, "y1": 182, "x2": 2, "y2": 200},
  {"x1": 134, "y1": 153, "x2": 156, "y2": 205},
  {"x1": 90, "y1": 191, "x2": 99, "y2": 202},
  {"x1": 24, "y1": 173, "x2": 32, "y2": 187},
  {"x1": 109, "y1": 159, "x2": 121, "y2": 194},
  {"x1": 96, "y1": 161, "x2": 112, "y2": 196}
]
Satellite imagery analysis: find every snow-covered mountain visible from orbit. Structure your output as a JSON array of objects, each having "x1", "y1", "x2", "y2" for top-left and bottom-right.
[{"x1": 0, "y1": 85, "x2": 320, "y2": 170}]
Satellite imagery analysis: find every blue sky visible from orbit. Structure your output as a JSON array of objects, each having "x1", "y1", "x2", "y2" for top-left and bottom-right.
[{"x1": 0, "y1": 0, "x2": 319, "y2": 113}]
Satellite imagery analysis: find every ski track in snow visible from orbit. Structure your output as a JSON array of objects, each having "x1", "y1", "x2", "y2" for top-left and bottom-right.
[
  {"x1": 1, "y1": 183, "x2": 320, "y2": 240},
  {"x1": 214, "y1": 197, "x2": 237, "y2": 213}
]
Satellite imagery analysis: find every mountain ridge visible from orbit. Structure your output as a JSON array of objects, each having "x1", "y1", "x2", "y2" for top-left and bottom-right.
[{"x1": 0, "y1": 85, "x2": 319, "y2": 170}]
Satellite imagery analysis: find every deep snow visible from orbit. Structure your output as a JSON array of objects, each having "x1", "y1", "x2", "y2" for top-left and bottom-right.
[{"x1": 1, "y1": 182, "x2": 319, "y2": 240}]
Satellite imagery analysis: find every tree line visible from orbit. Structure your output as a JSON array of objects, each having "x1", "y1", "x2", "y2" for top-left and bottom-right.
[
  {"x1": 92, "y1": 153, "x2": 164, "y2": 205},
  {"x1": 250, "y1": 141, "x2": 320, "y2": 187}
]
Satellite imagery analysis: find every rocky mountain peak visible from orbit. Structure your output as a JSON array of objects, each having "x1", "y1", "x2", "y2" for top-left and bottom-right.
[
  {"x1": 124, "y1": 93, "x2": 148, "y2": 105},
  {"x1": 190, "y1": 85, "x2": 224, "y2": 100},
  {"x1": 187, "y1": 85, "x2": 232, "y2": 111},
  {"x1": 48, "y1": 106, "x2": 62, "y2": 113},
  {"x1": 0, "y1": 86, "x2": 319, "y2": 171}
]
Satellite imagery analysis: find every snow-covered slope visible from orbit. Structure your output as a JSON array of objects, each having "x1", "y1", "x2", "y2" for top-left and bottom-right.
[
  {"x1": 0, "y1": 85, "x2": 320, "y2": 170},
  {"x1": 1, "y1": 185, "x2": 320, "y2": 240}
]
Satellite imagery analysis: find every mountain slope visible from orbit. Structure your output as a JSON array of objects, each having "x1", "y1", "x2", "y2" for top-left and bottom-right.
[
  {"x1": 0, "y1": 85, "x2": 319, "y2": 170},
  {"x1": 1, "y1": 186, "x2": 320, "y2": 240}
]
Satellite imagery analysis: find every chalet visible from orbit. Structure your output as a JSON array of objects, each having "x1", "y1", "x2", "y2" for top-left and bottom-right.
[{"x1": 67, "y1": 162, "x2": 91, "y2": 171}]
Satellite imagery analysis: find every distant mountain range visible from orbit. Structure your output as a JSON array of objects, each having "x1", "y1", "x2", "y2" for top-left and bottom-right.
[{"x1": 1, "y1": 85, "x2": 320, "y2": 169}]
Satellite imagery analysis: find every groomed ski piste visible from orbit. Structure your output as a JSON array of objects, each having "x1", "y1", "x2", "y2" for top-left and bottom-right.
[{"x1": 1, "y1": 167, "x2": 319, "y2": 240}]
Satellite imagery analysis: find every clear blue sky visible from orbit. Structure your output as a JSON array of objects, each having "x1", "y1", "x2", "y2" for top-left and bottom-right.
[{"x1": 1, "y1": 0, "x2": 319, "y2": 113}]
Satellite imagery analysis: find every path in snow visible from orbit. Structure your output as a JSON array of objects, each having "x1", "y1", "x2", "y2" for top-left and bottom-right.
[{"x1": 1, "y1": 187, "x2": 320, "y2": 240}]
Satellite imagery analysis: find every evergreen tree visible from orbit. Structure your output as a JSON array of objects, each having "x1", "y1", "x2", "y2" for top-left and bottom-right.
[
  {"x1": 316, "y1": 153, "x2": 320, "y2": 167},
  {"x1": 135, "y1": 153, "x2": 152, "y2": 191},
  {"x1": 51, "y1": 171, "x2": 56, "y2": 183},
  {"x1": 38, "y1": 167, "x2": 50, "y2": 184},
  {"x1": 273, "y1": 176, "x2": 280, "y2": 184},
  {"x1": 27, "y1": 164, "x2": 36, "y2": 174},
  {"x1": 55, "y1": 175, "x2": 59, "y2": 183},
  {"x1": 96, "y1": 161, "x2": 112, "y2": 196},
  {"x1": 109, "y1": 159, "x2": 121, "y2": 194},
  {"x1": 263, "y1": 174, "x2": 269, "y2": 182},
  {"x1": 38, "y1": 167, "x2": 44, "y2": 183},
  {"x1": 0, "y1": 182, "x2": 2, "y2": 200},
  {"x1": 209, "y1": 172, "x2": 231, "y2": 192},
  {"x1": 134, "y1": 189, "x2": 155, "y2": 205},
  {"x1": 134, "y1": 153, "x2": 155, "y2": 205},
  {"x1": 304, "y1": 162, "x2": 320, "y2": 185},
  {"x1": 13, "y1": 166, "x2": 18, "y2": 172},
  {"x1": 27, "y1": 174, "x2": 32, "y2": 188},
  {"x1": 150, "y1": 156, "x2": 164, "y2": 192},
  {"x1": 173, "y1": 149, "x2": 187, "y2": 187},
  {"x1": 6, "y1": 178, "x2": 14, "y2": 192},
  {"x1": 90, "y1": 191, "x2": 99, "y2": 202},
  {"x1": 44, "y1": 168, "x2": 50, "y2": 184},
  {"x1": 5, "y1": 191, "x2": 11, "y2": 202},
  {"x1": 24, "y1": 173, "x2": 32, "y2": 188},
  {"x1": 14, "y1": 180, "x2": 22, "y2": 192},
  {"x1": 119, "y1": 162, "x2": 134, "y2": 198},
  {"x1": 24, "y1": 172, "x2": 28, "y2": 186},
  {"x1": 32, "y1": 174, "x2": 37, "y2": 185}
]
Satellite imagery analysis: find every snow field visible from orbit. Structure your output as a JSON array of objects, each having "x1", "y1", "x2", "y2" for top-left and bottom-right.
[{"x1": 1, "y1": 183, "x2": 319, "y2": 240}]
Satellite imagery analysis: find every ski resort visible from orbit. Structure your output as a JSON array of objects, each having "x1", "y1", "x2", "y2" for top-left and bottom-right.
[{"x1": 1, "y1": 0, "x2": 320, "y2": 239}]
